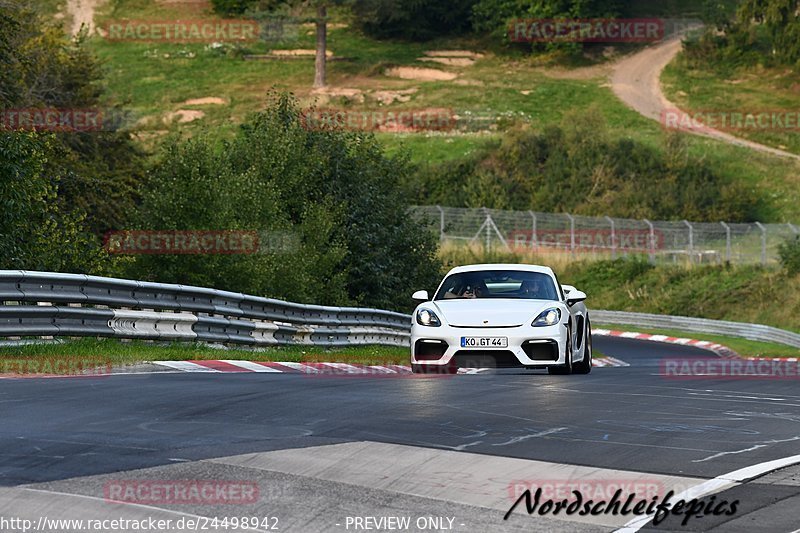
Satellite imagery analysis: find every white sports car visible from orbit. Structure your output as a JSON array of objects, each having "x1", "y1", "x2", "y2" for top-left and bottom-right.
[{"x1": 410, "y1": 264, "x2": 592, "y2": 374}]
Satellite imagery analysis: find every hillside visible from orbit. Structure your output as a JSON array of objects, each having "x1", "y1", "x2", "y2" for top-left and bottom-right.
[{"x1": 30, "y1": 0, "x2": 799, "y2": 222}]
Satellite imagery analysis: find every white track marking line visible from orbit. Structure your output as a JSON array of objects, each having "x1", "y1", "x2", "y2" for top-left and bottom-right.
[
  {"x1": 615, "y1": 453, "x2": 800, "y2": 532},
  {"x1": 151, "y1": 361, "x2": 219, "y2": 372},
  {"x1": 219, "y1": 360, "x2": 282, "y2": 372}
]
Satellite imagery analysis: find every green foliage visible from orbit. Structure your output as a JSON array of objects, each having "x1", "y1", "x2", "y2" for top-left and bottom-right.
[
  {"x1": 778, "y1": 236, "x2": 800, "y2": 275},
  {"x1": 352, "y1": 0, "x2": 479, "y2": 40},
  {"x1": 0, "y1": 1, "x2": 144, "y2": 236},
  {"x1": 405, "y1": 110, "x2": 763, "y2": 222},
  {"x1": 684, "y1": 0, "x2": 800, "y2": 69},
  {"x1": 210, "y1": 0, "x2": 260, "y2": 15},
  {"x1": 0, "y1": 132, "x2": 108, "y2": 272},
  {"x1": 120, "y1": 94, "x2": 441, "y2": 311}
]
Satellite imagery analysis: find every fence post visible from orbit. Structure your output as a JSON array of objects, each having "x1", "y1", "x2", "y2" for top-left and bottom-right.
[
  {"x1": 483, "y1": 208, "x2": 491, "y2": 251},
  {"x1": 683, "y1": 220, "x2": 694, "y2": 263},
  {"x1": 435, "y1": 205, "x2": 445, "y2": 243},
  {"x1": 566, "y1": 213, "x2": 575, "y2": 255},
  {"x1": 605, "y1": 216, "x2": 616, "y2": 259},
  {"x1": 643, "y1": 219, "x2": 655, "y2": 264},
  {"x1": 528, "y1": 210, "x2": 537, "y2": 250},
  {"x1": 720, "y1": 222, "x2": 731, "y2": 262},
  {"x1": 755, "y1": 222, "x2": 767, "y2": 265}
]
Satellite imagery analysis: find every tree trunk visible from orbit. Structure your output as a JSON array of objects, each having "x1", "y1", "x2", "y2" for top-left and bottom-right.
[{"x1": 313, "y1": 4, "x2": 327, "y2": 88}]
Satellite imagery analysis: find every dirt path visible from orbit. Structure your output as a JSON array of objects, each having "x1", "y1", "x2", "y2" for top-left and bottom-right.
[
  {"x1": 611, "y1": 31, "x2": 800, "y2": 161},
  {"x1": 66, "y1": 0, "x2": 104, "y2": 36}
]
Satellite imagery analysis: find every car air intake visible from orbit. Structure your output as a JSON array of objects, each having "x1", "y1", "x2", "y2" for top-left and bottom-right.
[
  {"x1": 414, "y1": 339, "x2": 448, "y2": 360},
  {"x1": 522, "y1": 340, "x2": 559, "y2": 361}
]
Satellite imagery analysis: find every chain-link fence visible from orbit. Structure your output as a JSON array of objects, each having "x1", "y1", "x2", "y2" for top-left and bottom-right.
[{"x1": 412, "y1": 206, "x2": 800, "y2": 265}]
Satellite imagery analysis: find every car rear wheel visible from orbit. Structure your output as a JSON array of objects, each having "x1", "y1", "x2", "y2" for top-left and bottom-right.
[
  {"x1": 573, "y1": 320, "x2": 592, "y2": 374},
  {"x1": 548, "y1": 327, "x2": 573, "y2": 375}
]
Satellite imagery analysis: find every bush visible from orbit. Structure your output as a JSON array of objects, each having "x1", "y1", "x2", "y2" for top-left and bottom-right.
[
  {"x1": 406, "y1": 110, "x2": 764, "y2": 222},
  {"x1": 778, "y1": 237, "x2": 800, "y2": 275},
  {"x1": 120, "y1": 94, "x2": 441, "y2": 311},
  {"x1": 353, "y1": 0, "x2": 479, "y2": 40},
  {"x1": 0, "y1": 132, "x2": 108, "y2": 273},
  {"x1": 210, "y1": 0, "x2": 259, "y2": 15}
]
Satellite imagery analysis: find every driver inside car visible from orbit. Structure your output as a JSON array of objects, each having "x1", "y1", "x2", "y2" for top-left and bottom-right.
[{"x1": 464, "y1": 280, "x2": 489, "y2": 299}]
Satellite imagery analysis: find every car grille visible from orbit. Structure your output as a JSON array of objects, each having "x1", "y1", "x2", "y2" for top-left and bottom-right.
[{"x1": 452, "y1": 350, "x2": 521, "y2": 369}]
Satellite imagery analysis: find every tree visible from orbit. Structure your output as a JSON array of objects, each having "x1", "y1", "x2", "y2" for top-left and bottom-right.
[
  {"x1": 314, "y1": 3, "x2": 328, "y2": 87},
  {"x1": 123, "y1": 94, "x2": 441, "y2": 310},
  {"x1": 0, "y1": 1, "x2": 144, "y2": 236},
  {"x1": 0, "y1": 132, "x2": 108, "y2": 272}
]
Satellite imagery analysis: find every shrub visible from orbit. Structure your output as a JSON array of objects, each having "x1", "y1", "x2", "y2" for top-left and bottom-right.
[
  {"x1": 120, "y1": 94, "x2": 441, "y2": 311},
  {"x1": 407, "y1": 110, "x2": 763, "y2": 222},
  {"x1": 778, "y1": 236, "x2": 800, "y2": 275}
]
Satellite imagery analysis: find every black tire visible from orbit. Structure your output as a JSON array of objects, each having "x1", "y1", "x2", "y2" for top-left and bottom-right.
[
  {"x1": 573, "y1": 320, "x2": 592, "y2": 374},
  {"x1": 548, "y1": 327, "x2": 574, "y2": 375}
]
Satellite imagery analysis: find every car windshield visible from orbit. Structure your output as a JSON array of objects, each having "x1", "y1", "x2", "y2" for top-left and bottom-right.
[{"x1": 434, "y1": 270, "x2": 559, "y2": 301}]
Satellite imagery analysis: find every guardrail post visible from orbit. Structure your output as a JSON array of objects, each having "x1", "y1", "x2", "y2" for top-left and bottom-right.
[
  {"x1": 720, "y1": 222, "x2": 731, "y2": 262},
  {"x1": 566, "y1": 213, "x2": 575, "y2": 255},
  {"x1": 528, "y1": 210, "x2": 537, "y2": 250},
  {"x1": 755, "y1": 222, "x2": 767, "y2": 265},
  {"x1": 605, "y1": 216, "x2": 616, "y2": 259},
  {"x1": 435, "y1": 205, "x2": 445, "y2": 243},
  {"x1": 683, "y1": 220, "x2": 694, "y2": 263},
  {"x1": 643, "y1": 219, "x2": 655, "y2": 264}
]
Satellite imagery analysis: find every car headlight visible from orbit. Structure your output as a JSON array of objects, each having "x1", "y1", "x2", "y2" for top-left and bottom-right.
[
  {"x1": 416, "y1": 308, "x2": 442, "y2": 327},
  {"x1": 532, "y1": 307, "x2": 561, "y2": 327}
]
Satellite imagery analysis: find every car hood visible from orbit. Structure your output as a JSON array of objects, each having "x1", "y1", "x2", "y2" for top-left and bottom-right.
[{"x1": 432, "y1": 299, "x2": 561, "y2": 328}]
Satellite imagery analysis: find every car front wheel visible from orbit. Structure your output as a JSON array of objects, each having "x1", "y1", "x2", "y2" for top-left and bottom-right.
[
  {"x1": 573, "y1": 320, "x2": 592, "y2": 374},
  {"x1": 548, "y1": 327, "x2": 573, "y2": 375}
]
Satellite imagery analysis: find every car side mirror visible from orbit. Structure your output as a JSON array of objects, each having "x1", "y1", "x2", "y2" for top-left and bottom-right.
[
  {"x1": 567, "y1": 290, "x2": 587, "y2": 306},
  {"x1": 412, "y1": 290, "x2": 430, "y2": 301}
]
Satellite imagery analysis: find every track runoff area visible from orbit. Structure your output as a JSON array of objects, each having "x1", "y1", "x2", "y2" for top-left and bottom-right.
[{"x1": 1, "y1": 334, "x2": 800, "y2": 532}]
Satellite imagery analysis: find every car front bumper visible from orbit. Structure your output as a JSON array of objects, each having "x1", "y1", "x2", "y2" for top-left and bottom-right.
[{"x1": 410, "y1": 322, "x2": 568, "y2": 369}]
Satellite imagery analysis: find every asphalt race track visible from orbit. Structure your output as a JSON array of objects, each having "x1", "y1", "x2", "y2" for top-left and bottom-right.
[{"x1": 1, "y1": 337, "x2": 799, "y2": 532}]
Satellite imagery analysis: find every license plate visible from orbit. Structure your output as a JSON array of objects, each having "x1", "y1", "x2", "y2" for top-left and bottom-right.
[{"x1": 461, "y1": 336, "x2": 508, "y2": 348}]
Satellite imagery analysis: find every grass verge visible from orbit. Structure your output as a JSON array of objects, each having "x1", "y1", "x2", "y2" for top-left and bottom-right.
[
  {"x1": 0, "y1": 338, "x2": 409, "y2": 371},
  {"x1": 0, "y1": 337, "x2": 610, "y2": 373}
]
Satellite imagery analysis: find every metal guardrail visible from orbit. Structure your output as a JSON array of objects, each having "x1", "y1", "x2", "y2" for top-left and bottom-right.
[
  {"x1": 2, "y1": 271, "x2": 798, "y2": 350},
  {"x1": 0, "y1": 271, "x2": 411, "y2": 347},
  {"x1": 592, "y1": 310, "x2": 800, "y2": 349}
]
